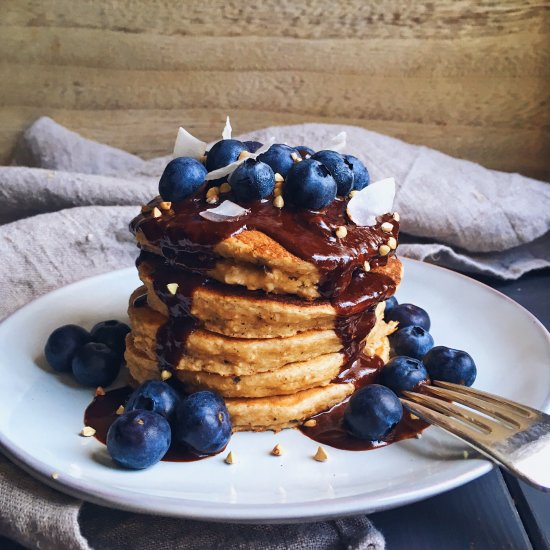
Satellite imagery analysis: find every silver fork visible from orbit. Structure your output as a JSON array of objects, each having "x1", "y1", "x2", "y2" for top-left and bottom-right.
[{"x1": 401, "y1": 381, "x2": 550, "y2": 492}]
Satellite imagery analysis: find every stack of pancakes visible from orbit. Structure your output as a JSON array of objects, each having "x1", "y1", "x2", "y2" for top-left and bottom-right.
[{"x1": 125, "y1": 213, "x2": 402, "y2": 432}]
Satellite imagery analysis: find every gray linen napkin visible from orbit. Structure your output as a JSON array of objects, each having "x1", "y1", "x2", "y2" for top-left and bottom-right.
[{"x1": 1, "y1": 116, "x2": 549, "y2": 549}]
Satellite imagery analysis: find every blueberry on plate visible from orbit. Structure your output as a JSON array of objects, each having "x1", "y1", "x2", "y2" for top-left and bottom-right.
[
  {"x1": 311, "y1": 150, "x2": 354, "y2": 196},
  {"x1": 45, "y1": 324, "x2": 90, "y2": 372},
  {"x1": 257, "y1": 144, "x2": 298, "y2": 177},
  {"x1": 384, "y1": 296, "x2": 398, "y2": 319},
  {"x1": 107, "y1": 410, "x2": 171, "y2": 470},
  {"x1": 205, "y1": 139, "x2": 247, "y2": 172},
  {"x1": 283, "y1": 159, "x2": 337, "y2": 211},
  {"x1": 243, "y1": 140, "x2": 263, "y2": 153},
  {"x1": 423, "y1": 346, "x2": 477, "y2": 386},
  {"x1": 126, "y1": 380, "x2": 181, "y2": 422},
  {"x1": 390, "y1": 325, "x2": 434, "y2": 360},
  {"x1": 173, "y1": 390, "x2": 232, "y2": 455},
  {"x1": 294, "y1": 145, "x2": 315, "y2": 158},
  {"x1": 344, "y1": 154, "x2": 370, "y2": 190},
  {"x1": 385, "y1": 303, "x2": 431, "y2": 331},
  {"x1": 71, "y1": 342, "x2": 121, "y2": 387},
  {"x1": 228, "y1": 158, "x2": 275, "y2": 201},
  {"x1": 344, "y1": 384, "x2": 403, "y2": 441},
  {"x1": 158, "y1": 157, "x2": 207, "y2": 202},
  {"x1": 90, "y1": 320, "x2": 130, "y2": 358},
  {"x1": 378, "y1": 356, "x2": 430, "y2": 394}
]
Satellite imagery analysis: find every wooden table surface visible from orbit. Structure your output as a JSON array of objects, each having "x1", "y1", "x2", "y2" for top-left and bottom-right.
[{"x1": 1, "y1": 1, "x2": 549, "y2": 180}]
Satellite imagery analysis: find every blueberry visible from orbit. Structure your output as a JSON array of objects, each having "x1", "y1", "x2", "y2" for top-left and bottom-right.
[
  {"x1": 390, "y1": 325, "x2": 434, "y2": 360},
  {"x1": 205, "y1": 139, "x2": 247, "y2": 172},
  {"x1": 283, "y1": 159, "x2": 337, "y2": 210},
  {"x1": 71, "y1": 342, "x2": 121, "y2": 387},
  {"x1": 126, "y1": 380, "x2": 180, "y2": 422},
  {"x1": 385, "y1": 303, "x2": 431, "y2": 331},
  {"x1": 45, "y1": 324, "x2": 90, "y2": 372},
  {"x1": 311, "y1": 150, "x2": 354, "y2": 195},
  {"x1": 107, "y1": 410, "x2": 171, "y2": 469},
  {"x1": 228, "y1": 158, "x2": 275, "y2": 201},
  {"x1": 344, "y1": 155, "x2": 370, "y2": 190},
  {"x1": 295, "y1": 145, "x2": 315, "y2": 158},
  {"x1": 257, "y1": 144, "x2": 298, "y2": 177},
  {"x1": 243, "y1": 140, "x2": 263, "y2": 153},
  {"x1": 158, "y1": 157, "x2": 207, "y2": 202},
  {"x1": 378, "y1": 356, "x2": 430, "y2": 394},
  {"x1": 174, "y1": 390, "x2": 232, "y2": 455},
  {"x1": 90, "y1": 320, "x2": 130, "y2": 358},
  {"x1": 344, "y1": 384, "x2": 403, "y2": 441},
  {"x1": 384, "y1": 296, "x2": 398, "y2": 319},
  {"x1": 423, "y1": 346, "x2": 477, "y2": 386}
]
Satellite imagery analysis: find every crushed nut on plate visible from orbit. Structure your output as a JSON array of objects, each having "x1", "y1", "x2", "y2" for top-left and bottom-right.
[
  {"x1": 80, "y1": 426, "x2": 96, "y2": 437},
  {"x1": 273, "y1": 196, "x2": 284, "y2": 209},
  {"x1": 116, "y1": 405, "x2": 125, "y2": 415},
  {"x1": 379, "y1": 244, "x2": 391, "y2": 256},
  {"x1": 152, "y1": 207, "x2": 162, "y2": 218},
  {"x1": 381, "y1": 222, "x2": 394, "y2": 233},
  {"x1": 225, "y1": 451, "x2": 235, "y2": 464},
  {"x1": 335, "y1": 226, "x2": 348, "y2": 239},
  {"x1": 313, "y1": 446, "x2": 328, "y2": 462},
  {"x1": 363, "y1": 261, "x2": 371, "y2": 272},
  {"x1": 166, "y1": 283, "x2": 179, "y2": 295},
  {"x1": 387, "y1": 237, "x2": 397, "y2": 250},
  {"x1": 161, "y1": 370, "x2": 173, "y2": 381},
  {"x1": 159, "y1": 201, "x2": 172, "y2": 211},
  {"x1": 271, "y1": 444, "x2": 284, "y2": 456},
  {"x1": 303, "y1": 419, "x2": 317, "y2": 428}
]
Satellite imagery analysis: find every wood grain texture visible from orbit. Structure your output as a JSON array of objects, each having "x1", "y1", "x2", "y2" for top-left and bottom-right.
[{"x1": 1, "y1": 0, "x2": 548, "y2": 179}]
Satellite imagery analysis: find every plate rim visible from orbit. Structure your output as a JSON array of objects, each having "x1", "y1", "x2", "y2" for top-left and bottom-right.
[{"x1": 0, "y1": 259, "x2": 548, "y2": 522}]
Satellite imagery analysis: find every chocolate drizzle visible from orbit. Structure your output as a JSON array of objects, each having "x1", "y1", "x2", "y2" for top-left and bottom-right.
[{"x1": 130, "y1": 189, "x2": 399, "y2": 374}]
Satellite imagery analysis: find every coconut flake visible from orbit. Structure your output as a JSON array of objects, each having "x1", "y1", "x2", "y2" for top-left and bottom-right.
[
  {"x1": 173, "y1": 127, "x2": 207, "y2": 159},
  {"x1": 199, "y1": 200, "x2": 249, "y2": 222},
  {"x1": 205, "y1": 137, "x2": 276, "y2": 181},
  {"x1": 322, "y1": 131, "x2": 347, "y2": 153},
  {"x1": 346, "y1": 177, "x2": 396, "y2": 226},
  {"x1": 222, "y1": 116, "x2": 232, "y2": 140}
]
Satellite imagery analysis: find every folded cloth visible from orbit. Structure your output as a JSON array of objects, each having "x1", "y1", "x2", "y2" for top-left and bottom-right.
[{"x1": 1, "y1": 116, "x2": 549, "y2": 550}]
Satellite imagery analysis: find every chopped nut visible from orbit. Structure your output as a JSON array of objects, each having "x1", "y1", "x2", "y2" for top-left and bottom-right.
[
  {"x1": 393, "y1": 212, "x2": 400, "y2": 222},
  {"x1": 51, "y1": 472, "x2": 59, "y2": 480},
  {"x1": 166, "y1": 283, "x2": 179, "y2": 295},
  {"x1": 271, "y1": 444, "x2": 284, "y2": 456},
  {"x1": 159, "y1": 201, "x2": 172, "y2": 211},
  {"x1": 303, "y1": 419, "x2": 317, "y2": 428},
  {"x1": 313, "y1": 446, "x2": 328, "y2": 462},
  {"x1": 363, "y1": 261, "x2": 371, "y2": 272},
  {"x1": 387, "y1": 236, "x2": 397, "y2": 250},
  {"x1": 152, "y1": 207, "x2": 162, "y2": 218},
  {"x1": 238, "y1": 150, "x2": 252, "y2": 161},
  {"x1": 274, "y1": 187, "x2": 283, "y2": 197},
  {"x1": 410, "y1": 413, "x2": 419, "y2": 421},
  {"x1": 95, "y1": 386, "x2": 105, "y2": 396},
  {"x1": 206, "y1": 186, "x2": 220, "y2": 198},
  {"x1": 141, "y1": 204, "x2": 153, "y2": 214},
  {"x1": 349, "y1": 190, "x2": 359, "y2": 198},
  {"x1": 381, "y1": 222, "x2": 394, "y2": 233},
  {"x1": 161, "y1": 370, "x2": 172, "y2": 381},
  {"x1": 206, "y1": 195, "x2": 219, "y2": 205},
  {"x1": 116, "y1": 405, "x2": 125, "y2": 415},
  {"x1": 224, "y1": 451, "x2": 235, "y2": 464},
  {"x1": 136, "y1": 419, "x2": 144, "y2": 425},
  {"x1": 219, "y1": 182, "x2": 232, "y2": 193},
  {"x1": 291, "y1": 152, "x2": 301, "y2": 162},
  {"x1": 379, "y1": 244, "x2": 391, "y2": 256},
  {"x1": 274, "y1": 173, "x2": 284, "y2": 183},
  {"x1": 80, "y1": 426, "x2": 96, "y2": 437},
  {"x1": 335, "y1": 226, "x2": 348, "y2": 239},
  {"x1": 273, "y1": 195, "x2": 284, "y2": 209}
]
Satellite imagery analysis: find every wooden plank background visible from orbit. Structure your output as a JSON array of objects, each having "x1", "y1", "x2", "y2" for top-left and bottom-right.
[{"x1": 1, "y1": 0, "x2": 548, "y2": 180}]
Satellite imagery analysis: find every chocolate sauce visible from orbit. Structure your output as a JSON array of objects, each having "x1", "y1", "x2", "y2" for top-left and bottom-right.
[
  {"x1": 300, "y1": 355, "x2": 429, "y2": 450},
  {"x1": 83, "y1": 386, "x2": 213, "y2": 462}
]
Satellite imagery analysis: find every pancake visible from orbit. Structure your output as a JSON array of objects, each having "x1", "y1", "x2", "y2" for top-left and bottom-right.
[
  {"x1": 126, "y1": 336, "x2": 345, "y2": 398},
  {"x1": 137, "y1": 256, "x2": 403, "y2": 339}
]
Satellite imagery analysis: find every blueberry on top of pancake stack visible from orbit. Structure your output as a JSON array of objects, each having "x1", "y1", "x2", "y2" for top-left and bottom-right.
[{"x1": 125, "y1": 125, "x2": 402, "y2": 432}]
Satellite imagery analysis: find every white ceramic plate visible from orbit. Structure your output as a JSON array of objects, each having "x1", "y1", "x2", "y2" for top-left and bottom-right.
[{"x1": 0, "y1": 259, "x2": 549, "y2": 522}]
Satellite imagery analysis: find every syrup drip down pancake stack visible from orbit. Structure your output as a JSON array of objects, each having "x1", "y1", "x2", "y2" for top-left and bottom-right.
[{"x1": 125, "y1": 130, "x2": 402, "y2": 432}]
